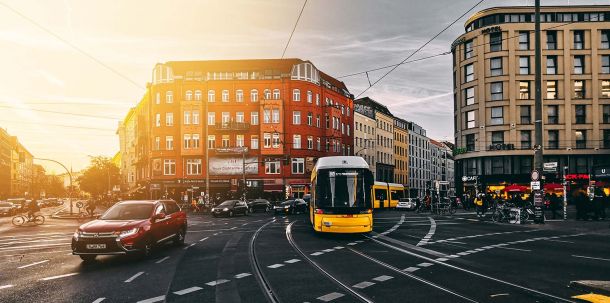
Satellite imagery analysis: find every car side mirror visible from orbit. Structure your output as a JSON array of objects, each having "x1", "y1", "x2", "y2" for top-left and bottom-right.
[{"x1": 153, "y1": 213, "x2": 166, "y2": 221}]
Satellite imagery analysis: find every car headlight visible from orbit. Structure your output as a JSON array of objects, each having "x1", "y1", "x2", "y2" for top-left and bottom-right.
[
  {"x1": 119, "y1": 228, "x2": 139, "y2": 239},
  {"x1": 284, "y1": 206, "x2": 290, "y2": 209},
  {"x1": 223, "y1": 208, "x2": 229, "y2": 211},
  {"x1": 73, "y1": 231, "x2": 82, "y2": 240}
]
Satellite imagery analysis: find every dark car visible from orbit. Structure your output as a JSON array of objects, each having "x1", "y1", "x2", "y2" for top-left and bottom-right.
[
  {"x1": 211, "y1": 200, "x2": 248, "y2": 217},
  {"x1": 247, "y1": 199, "x2": 271, "y2": 213},
  {"x1": 273, "y1": 199, "x2": 307, "y2": 215},
  {"x1": 71, "y1": 200, "x2": 187, "y2": 262},
  {"x1": 0, "y1": 202, "x2": 16, "y2": 216}
]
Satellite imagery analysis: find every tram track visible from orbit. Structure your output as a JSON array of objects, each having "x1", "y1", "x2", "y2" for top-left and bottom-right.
[{"x1": 249, "y1": 219, "x2": 281, "y2": 303}]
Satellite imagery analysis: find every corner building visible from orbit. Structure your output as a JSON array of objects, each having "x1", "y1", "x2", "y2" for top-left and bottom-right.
[
  {"x1": 138, "y1": 59, "x2": 353, "y2": 201},
  {"x1": 452, "y1": 6, "x2": 610, "y2": 196}
]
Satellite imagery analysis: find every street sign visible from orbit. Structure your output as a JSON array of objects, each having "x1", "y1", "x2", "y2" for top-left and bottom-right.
[
  {"x1": 531, "y1": 181, "x2": 541, "y2": 190},
  {"x1": 531, "y1": 170, "x2": 540, "y2": 181},
  {"x1": 543, "y1": 162, "x2": 558, "y2": 172}
]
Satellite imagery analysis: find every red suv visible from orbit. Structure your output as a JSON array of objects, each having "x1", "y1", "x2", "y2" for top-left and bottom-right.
[{"x1": 71, "y1": 200, "x2": 187, "y2": 262}]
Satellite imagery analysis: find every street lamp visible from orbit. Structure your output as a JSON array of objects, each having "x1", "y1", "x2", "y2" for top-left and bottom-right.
[{"x1": 34, "y1": 158, "x2": 73, "y2": 215}]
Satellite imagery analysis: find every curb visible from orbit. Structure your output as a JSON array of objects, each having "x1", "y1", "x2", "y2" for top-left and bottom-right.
[{"x1": 569, "y1": 280, "x2": 610, "y2": 296}]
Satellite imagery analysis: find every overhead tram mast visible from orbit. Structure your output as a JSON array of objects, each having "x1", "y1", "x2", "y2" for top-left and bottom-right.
[{"x1": 533, "y1": 0, "x2": 544, "y2": 224}]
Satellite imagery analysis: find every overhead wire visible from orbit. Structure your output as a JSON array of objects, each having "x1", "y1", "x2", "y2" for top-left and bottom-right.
[{"x1": 281, "y1": 0, "x2": 308, "y2": 59}]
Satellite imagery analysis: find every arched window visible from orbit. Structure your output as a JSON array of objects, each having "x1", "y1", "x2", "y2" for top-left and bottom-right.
[
  {"x1": 166, "y1": 91, "x2": 173, "y2": 103},
  {"x1": 251, "y1": 89, "x2": 258, "y2": 102},
  {"x1": 293, "y1": 89, "x2": 301, "y2": 101},
  {"x1": 272, "y1": 89, "x2": 280, "y2": 100},
  {"x1": 264, "y1": 89, "x2": 271, "y2": 100},
  {"x1": 194, "y1": 90, "x2": 202, "y2": 101},
  {"x1": 185, "y1": 90, "x2": 192, "y2": 101},
  {"x1": 222, "y1": 90, "x2": 229, "y2": 102},
  {"x1": 208, "y1": 90, "x2": 215, "y2": 102},
  {"x1": 236, "y1": 90, "x2": 244, "y2": 102}
]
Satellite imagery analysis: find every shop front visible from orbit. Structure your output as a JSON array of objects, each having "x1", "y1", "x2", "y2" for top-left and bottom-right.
[{"x1": 286, "y1": 179, "x2": 311, "y2": 199}]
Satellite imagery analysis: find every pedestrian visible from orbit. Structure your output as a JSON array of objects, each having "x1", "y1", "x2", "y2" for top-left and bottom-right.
[
  {"x1": 475, "y1": 194, "x2": 484, "y2": 218},
  {"x1": 550, "y1": 192, "x2": 560, "y2": 219},
  {"x1": 593, "y1": 188, "x2": 606, "y2": 220},
  {"x1": 575, "y1": 189, "x2": 588, "y2": 220}
]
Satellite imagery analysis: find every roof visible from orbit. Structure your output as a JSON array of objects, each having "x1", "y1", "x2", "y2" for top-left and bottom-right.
[
  {"x1": 314, "y1": 156, "x2": 369, "y2": 170},
  {"x1": 354, "y1": 97, "x2": 393, "y2": 117},
  {"x1": 465, "y1": 5, "x2": 610, "y2": 28}
]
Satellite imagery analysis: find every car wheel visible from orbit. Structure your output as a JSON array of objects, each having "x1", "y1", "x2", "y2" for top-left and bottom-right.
[
  {"x1": 173, "y1": 227, "x2": 186, "y2": 246},
  {"x1": 79, "y1": 255, "x2": 96, "y2": 262},
  {"x1": 140, "y1": 239, "x2": 154, "y2": 258}
]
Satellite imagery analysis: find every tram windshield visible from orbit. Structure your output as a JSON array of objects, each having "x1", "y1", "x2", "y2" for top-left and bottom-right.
[{"x1": 314, "y1": 169, "x2": 372, "y2": 209}]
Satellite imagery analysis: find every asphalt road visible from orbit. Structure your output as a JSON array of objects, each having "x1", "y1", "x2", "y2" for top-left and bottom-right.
[{"x1": 0, "y1": 207, "x2": 609, "y2": 303}]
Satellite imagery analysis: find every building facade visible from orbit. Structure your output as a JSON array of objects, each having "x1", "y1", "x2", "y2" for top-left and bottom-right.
[
  {"x1": 0, "y1": 128, "x2": 11, "y2": 199},
  {"x1": 9, "y1": 137, "x2": 33, "y2": 197},
  {"x1": 429, "y1": 139, "x2": 455, "y2": 194},
  {"x1": 121, "y1": 59, "x2": 354, "y2": 201},
  {"x1": 118, "y1": 107, "x2": 138, "y2": 193},
  {"x1": 452, "y1": 6, "x2": 610, "y2": 196},
  {"x1": 354, "y1": 97, "x2": 394, "y2": 182},
  {"x1": 354, "y1": 107, "x2": 377, "y2": 176},
  {"x1": 407, "y1": 121, "x2": 430, "y2": 197},
  {"x1": 394, "y1": 117, "x2": 409, "y2": 187}
]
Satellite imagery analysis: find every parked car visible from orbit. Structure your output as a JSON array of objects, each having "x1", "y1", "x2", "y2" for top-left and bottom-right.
[
  {"x1": 211, "y1": 200, "x2": 248, "y2": 217},
  {"x1": 302, "y1": 194, "x2": 311, "y2": 205},
  {"x1": 273, "y1": 199, "x2": 307, "y2": 215},
  {"x1": 7, "y1": 198, "x2": 26, "y2": 212},
  {"x1": 396, "y1": 198, "x2": 417, "y2": 211},
  {"x1": 247, "y1": 199, "x2": 271, "y2": 213},
  {"x1": 0, "y1": 202, "x2": 16, "y2": 216},
  {"x1": 71, "y1": 200, "x2": 187, "y2": 262}
]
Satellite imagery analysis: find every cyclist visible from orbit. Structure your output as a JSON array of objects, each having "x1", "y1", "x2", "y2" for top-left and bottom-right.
[
  {"x1": 85, "y1": 199, "x2": 96, "y2": 216},
  {"x1": 26, "y1": 200, "x2": 40, "y2": 221}
]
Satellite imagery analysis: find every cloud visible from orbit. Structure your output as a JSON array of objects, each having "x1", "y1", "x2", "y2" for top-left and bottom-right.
[{"x1": 36, "y1": 69, "x2": 65, "y2": 87}]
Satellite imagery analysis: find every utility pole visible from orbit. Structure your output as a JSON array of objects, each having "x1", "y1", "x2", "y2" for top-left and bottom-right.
[
  {"x1": 205, "y1": 81, "x2": 210, "y2": 204},
  {"x1": 35, "y1": 158, "x2": 73, "y2": 215},
  {"x1": 242, "y1": 147, "x2": 247, "y2": 200},
  {"x1": 532, "y1": 0, "x2": 545, "y2": 224}
]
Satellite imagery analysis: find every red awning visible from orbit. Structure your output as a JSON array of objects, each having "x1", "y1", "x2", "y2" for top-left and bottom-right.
[
  {"x1": 544, "y1": 183, "x2": 563, "y2": 191},
  {"x1": 503, "y1": 184, "x2": 528, "y2": 193}
]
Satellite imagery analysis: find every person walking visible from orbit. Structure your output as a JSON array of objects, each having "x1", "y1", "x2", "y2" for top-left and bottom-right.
[{"x1": 475, "y1": 194, "x2": 484, "y2": 218}]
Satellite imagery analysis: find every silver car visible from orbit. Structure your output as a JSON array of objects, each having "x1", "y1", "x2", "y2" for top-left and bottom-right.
[
  {"x1": 396, "y1": 198, "x2": 417, "y2": 211},
  {"x1": 0, "y1": 202, "x2": 16, "y2": 216}
]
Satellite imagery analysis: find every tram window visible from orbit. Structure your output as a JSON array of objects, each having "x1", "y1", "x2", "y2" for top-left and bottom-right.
[
  {"x1": 375, "y1": 189, "x2": 387, "y2": 200},
  {"x1": 315, "y1": 170, "x2": 370, "y2": 208},
  {"x1": 391, "y1": 190, "x2": 404, "y2": 200}
]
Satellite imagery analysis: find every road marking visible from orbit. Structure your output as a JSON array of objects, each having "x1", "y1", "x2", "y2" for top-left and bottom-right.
[
  {"x1": 317, "y1": 292, "x2": 344, "y2": 302},
  {"x1": 0, "y1": 243, "x2": 71, "y2": 251},
  {"x1": 546, "y1": 239, "x2": 574, "y2": 244},
  {"x1": 418, "y1": 262, "x2": 434, "y2": 267},
  {"x1": 125, "y1": 271, "x2": 145, "y2": 283},
  {"x1": 17, "y1": 259, "x2": 49, "y2": 269},
  {"x1": 372, "y1": 275, "x2": 393, "y2": 282},
  {"x1": 136, "y1": 295, "x2": 165, "y2": 303},
  {"x1": 184, "y1": 243, "x2": 196, "y2": 250},
  {"x1": 40, "y1": 272, "x2": 78, "y2": 281},
  {"x1": 311, "y1": 252, "x2": 324, "y2": 256},
  {"x1": 416, "y1": 217, "x2": 436, "y2": 246},
  {"x1": 234, "y1": 273, "x2": 252, "y2": 279},
  {"x1": 92, "y1": 298, "x2": 105, "y2": 303},
  {"x1": 267, "y1": 263, "x2": 284, "y2": 269},
  {"x1": 199, "y1": 237, "x2": 209, "y2": 242},
  {"x1": 352, "y1": 281, "x2": 375, "y2": 289},
  {"x1": 436, "y1": 258, "x2": 449, "y2": 262},
  {"x1": 284, "y1": 259, "x2": 300, "y2": 264},
  {"x1": 572, "y1": 255, "x2": 610, "y2": 262},
  {"x1": 403, "y1": 267, "x2": 419, "y2": 272},
  {"x1": 347, "y1": 242, "x2": 357, "y2": 246},
  {"x1": 173, "y1": 286, "x2": 203, "y2": 295},
  {"x1": 0, "y1": 285, "x2": 14, "y2": 290},
  {"x1": 206, "y1": 279, "x2": 229, "y2": 286},
  {"x1": 490, "y1": 293, "x2": 509, "y2": 298},
  {"x1": 497, "y1": 247, "x2": 531, "y2": 252},
  {"x1": 333, "y1": 246, "x2": 344, "y2": 250},
  {"x1": 322, "y1": 248, "x2": 334, "y2": 253}
]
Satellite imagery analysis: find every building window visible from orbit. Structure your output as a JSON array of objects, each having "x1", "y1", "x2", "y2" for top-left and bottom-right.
[
  {"x1": 464, "y1": 64, "x2": 474, "y2": 82},
  {"x1": 576, "y1": 157, "x2": 588, "y2": 174},
  {"x1": 490, "y1": 82, "x2": 503, "y2": 101},
  {"x1": 251, "y1": 112, "x2": 259, "y2": 125},
  {"x1": 208, "y1": 135, "x2": 215, "y2": 149},
  {"x1": 236, "y1": 135, "x2": 244, "y2": 147},
  {"x1": 575, "y1": 130, "x2": 587, "y2": 149},
  {"x1": 602, "y1": 30, "x2": 610, "y2": 49},
  {"x1": 519, "y1": 31, "x2": 529, "y2": 50},
  {"x1": 263, "y1": 133, "x2": 271, "y2": 148},
  {"x1": 236, "y1": 112, "x2": 244, "y2": 123},
  {"x1": 548, "y1": 130, "x2": 559, "y2": 149},
  {"x1": 163, "y1": 159, "x2": 176, "y2": 175},
  {"x1": 519, "y1": 81, "x2": 530, "y2": 99},
  {"x1": 546, "y1": 31, "x2": 557, "y2": 50},
  {"x1": 316, "y1": 115, "x2": 320, "y2": 128},
  {"x1": 490, "y1": 57, "x2": 502, "y2": 76},
  {"x1": 165, "y1": 136, "x2": 173, "y2": 150},
  {"x1": 185, "y1": 90, "x2": 192, "y2": 101},
  {"x1": 263, "y1": 109, "x2": 271, "y2": 124},
  {"x1": 221, "y1": 135, "x2": 229, "y2": 148},
  {"x1": 465, "y1": 134, "x2": 475, "y2": 151},
  {"x1": 194, "y1": 90, "x2": 202, "y2": 101},
  {"x1": 464, "y1": 87, "x2": 475, "y2": 106},
  {"x1": 464, "y1": 39, "x2": 473, "y2": 59},
  {"x1": 183, "y1": 111, "x2": 191, "y2": 125},
  {"x1": 166, "y1": 91, "x2": 173, "y2": 103},
  {"x1": 154, "y1": 137, "x2": 160, "y2": 150},
  {"x1": 293, "y1": 111, "x2": 301, "y2": 125},
  {"x1": 221, "y1": 112, "x2": 230, "y2": 124},
  {"x1": 293, "y1": 134, "x2": 301, "y2": 149},
  {"x1": 307, "y1": 91, "x2": 312, "y2": 103},
  {"x1": 193, "y1": 134, "x2": 200, "y2": 149},
  {"x1": 221, "y1": 90, "x2": 229, "y2": 102},
  {"x1": 250, "y1": 89, "x2": 258, "y2": 102},
  {"x1": 602, "y1": 55, "x2": 610, "y2": 74},
  {"x1": 251, "y1": 135, "x2": 259, "y2": 149},
  {"x1": 491, "y1": 157, "x2": 504, "y2": 174},
  {"x1": 208, "y1": 112, "x2": 215, "y2": 126},
  {"x1": 236, "y1": 90, "x2": 244, "y2": 102},
  {"x1": 547, "y1": 105, "x2": 559, "y2": 124},
  {"x1": 155, "y1": 113, "x2": 161, "y2": 127},
  {"x1": 521, "y1": 130, "x2": 532, "y2": 149},
  {"x1": 293, "y1": 89, "x2": 301, "y2": 101},
  {"x1": 603, "y1": 80, "x2": 610, "y2": 98},
  {"x1": 272, "y1": 133, "x2": 280, "y2": 147},
  {"x1": 291, "y1": 158, "x2": 304, "y2": 174},
  {"x1": 546, "y1": 80, "x2": 558, "y2": 99},
  {"x1": 575, "y1": 105, "x2": 586, "y2": 124},
  {"x1": 491, "y1": 131, "x2": 504, "y2": 145},
  {"x1": 603, "y1": 130, "x2": 610, "y2": 148},
  {"x1": 603, "y1": 105, "x2": 610, "y2": 123},
  {"x1": 272, "y1": 109, "x2": 280, "y2": 123},
  {"x1": 519, "y1": 56, "x2": 530, "y2": 74},
  {"x1": 520, "y1": 105, "x2": 531, "y2": 124},
  {"x1": 307, "y1": 136, "x2": 313, "y2": 149},
  {"x1": 166, "y1": 113, "x2": 174, "y2": 126},
  {"x1": 573, "y1": 56, "x2": 584, "y2": 74},
  {"x1": 207, "y1": 90, "x2": 215, "y2": 102},
  {"x1": 264, "y1": 89, "x2": 271, "y2": 100},
  {"x1": 186, "y1": 159, "x2": 201, "y2": 175},
  {"x1": 489, "y1": 32, "x2": 502, "y2": 52},
  {"x1": 265, "y1": 160, "x2": 281, "y2": 174},
  {"x1": 273, "y1": 89, "x2": 280, "y2": 100},
  {"x1": 573, "y1": 30, "x2": 584, "y2": 50},
  {"x1": 183, "y1": 134, "x2": 191, "y2": 149},
  {"x1": 317, "y1": 137, "x2": 321, "y2": 151},
  {"x1": 315, "y1": 94, "x2": 320, "y2": 106},
  {"x1": 490, "y1": 106, "x2": 503, "y2": 125},
  {"x1": 466, "y1": 110, "x2": 475, "y2": 129},
  {"x1": 307, "y1": 112, "x2": 312, "y2": 126},
  {"x1": 192, "y1": 111, "x2": 199, "y2": 125},
  {"x1": 574, "y1": 80, "x2": 585, "y2": 99},
  {"x1": 155, "y1": 92, "x2": 160, "y2": 104},
  {"x1": 546, "y1": 56, "x2": 557, "y2": 74}
]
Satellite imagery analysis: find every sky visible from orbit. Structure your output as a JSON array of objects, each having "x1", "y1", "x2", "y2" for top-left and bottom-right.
[{"x1": 0, "y1": 0, "x2": 606, "y2": 173}]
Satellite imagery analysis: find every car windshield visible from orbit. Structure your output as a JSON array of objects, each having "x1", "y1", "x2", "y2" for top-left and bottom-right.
[
  {"x1": 100, "y1": 204, "x2": 153, "y2": 220},
  {"x1": 281, "y1": 200, "x2": 294, "y2": 205},
  {"x1": 218, "y1": 201, "x2": 236, "y2": 207}
]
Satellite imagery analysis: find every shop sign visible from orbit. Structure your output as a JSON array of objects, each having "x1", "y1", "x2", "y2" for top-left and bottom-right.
[
  {"x1": 530, "y1": 181, "x2": 541, "y2": 190},
  {"x1": 565, "y1": 174, "x2": 589, "y2": 180},
  {"x1": 481, "y1": 26, "x2": 501, "y2": 34},
  {"x1": 594, "y1": 167, "x2": 610, "y2": 178},
  {"x1": 209, "y1": 156, "x2": 258, "y2": 175},
  {"x1": 461, "y1": 176, "x2": 478, "y2": 182},
  {"x1": 543, "y1": 162, "x2": 558, "y2": 172},
  {"x1": 488, "y1": 143, "x2": 515, "y2": 151},
  {"x1": 533, "y1": 191, "x2": 544, "y2": 223}
]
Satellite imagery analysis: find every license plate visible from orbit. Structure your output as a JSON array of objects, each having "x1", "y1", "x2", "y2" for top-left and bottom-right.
[{"x1": 86, "y1": 244, "x2": 106, "y2": 249}]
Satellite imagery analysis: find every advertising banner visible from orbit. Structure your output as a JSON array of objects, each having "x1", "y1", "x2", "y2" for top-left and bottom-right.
[{"x1": 209, "y1": 157, "x2": 258, "y2": 175}]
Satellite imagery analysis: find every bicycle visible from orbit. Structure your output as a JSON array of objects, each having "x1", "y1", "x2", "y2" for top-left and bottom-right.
[
  {"x1": 12, "y1": 214, "x2": 45, "y2": 226},
  {"x1": 77, "y1": 210, "x2": 97, "y2": 223}
]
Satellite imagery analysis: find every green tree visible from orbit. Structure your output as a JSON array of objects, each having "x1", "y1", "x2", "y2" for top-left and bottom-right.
[
  {"x1": 77, "y1": 156, "x2": 120, "y2": 197},
  {"x1": 45, "y1": 175, "x2": 66, "y2": 197}
]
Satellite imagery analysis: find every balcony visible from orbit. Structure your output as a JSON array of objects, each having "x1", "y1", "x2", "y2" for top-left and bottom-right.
[{"x1": 213, "y1": 122, "x2": 250, "y2": 131}]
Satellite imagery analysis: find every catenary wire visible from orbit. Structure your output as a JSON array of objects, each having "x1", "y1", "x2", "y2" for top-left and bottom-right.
[{"x1": 281, "y1": 0, "x2": 308, "y2": 59}]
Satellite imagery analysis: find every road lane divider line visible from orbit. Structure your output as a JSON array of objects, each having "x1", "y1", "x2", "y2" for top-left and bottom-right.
[
  {"x1": 136, "y1": 295, "x2": 165, "y2": 303},
  {"x1": 284, "y1": 259, "x2": 300, "y2": 264},
  {"x1": 417, "y1": 217, "x2": 436, "y2": 246},
  {"x1": 267, "y1": 263, "x2": 284, "y2": 269},
  {"x1": 40, "y1": 272, "x2": 78, "y2": 281},
  {"x1": 0, "y1": 285, "x2": 14, "y2": 290},
  {"x1": 155, "y1": 257, "x2": 170, "y2": 264},
  {"x1": 124, "y1": 271, "x2": 145, "y2": 283},
  {"x1": 0, "y1": 243, "x2": 71, "y2": 251},
  {"x1": 205, "y1": 279, "x2": 229, "y2": 286},
  {"x1": 352, "y1": 281, "x2": 375, "y2": 289},
  {"x1": 234, "y1": 272, "x2": 252, "y2": 279},
  {"x1": 184, "y1": 243, "x2": 196, "y2": 250},
  {"x1": 572, "y1": 255, "x2": 610, "y2": 262},
  {"x1": 92, "y1": 298, "x2": 105, "y2": 303},
  {"x1": 199, "y1": 237, "x2": 209, "y2": 242},
  {"x1": 317, "y1": 292, "x2": 345, "y2": 302},
  {"x1": 497, "y1": 247, "x2": 531, "y2": 252},
  {"x1": 173, "y1": 286, "x2": 203, "y2": 295},
  {"x1": 17, "y1": 259, "x2": 49, "y2": 269}
]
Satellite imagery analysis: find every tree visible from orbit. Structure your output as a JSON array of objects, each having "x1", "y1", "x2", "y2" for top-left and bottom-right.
[
  {"x1": 77, "y1": 156, "x2": 120, "y2": 197},
  {"x1": 45, "y1": 175, "x2": 66, "y2": 197}
]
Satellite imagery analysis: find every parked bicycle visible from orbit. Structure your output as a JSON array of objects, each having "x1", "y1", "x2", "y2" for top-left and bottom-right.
[{"x1": 12, "y1": 214, "x2": 45, "y2": 226}]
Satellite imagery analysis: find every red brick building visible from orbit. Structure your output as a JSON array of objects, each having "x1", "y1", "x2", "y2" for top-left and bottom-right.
[{"x1": 121, "y1": 59, "x2": 354, "y2": 201}]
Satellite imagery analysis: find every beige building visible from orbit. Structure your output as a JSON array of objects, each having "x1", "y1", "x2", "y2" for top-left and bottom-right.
[
  {"x1": 394, "y1": 117, "x2": 409, "y2": 186},
  {"x1": 452, "y1": 6, "x2": 610, "y2": 195},
  {"x1": 354, "y1": 110, "x2": 376, "y2": 175},
  {"x1": 118, "y1": 107, "x2": 138, "y2": 192},
  {"x1": 355, "y1": 97, "x2": 394, "y2": 182}
]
